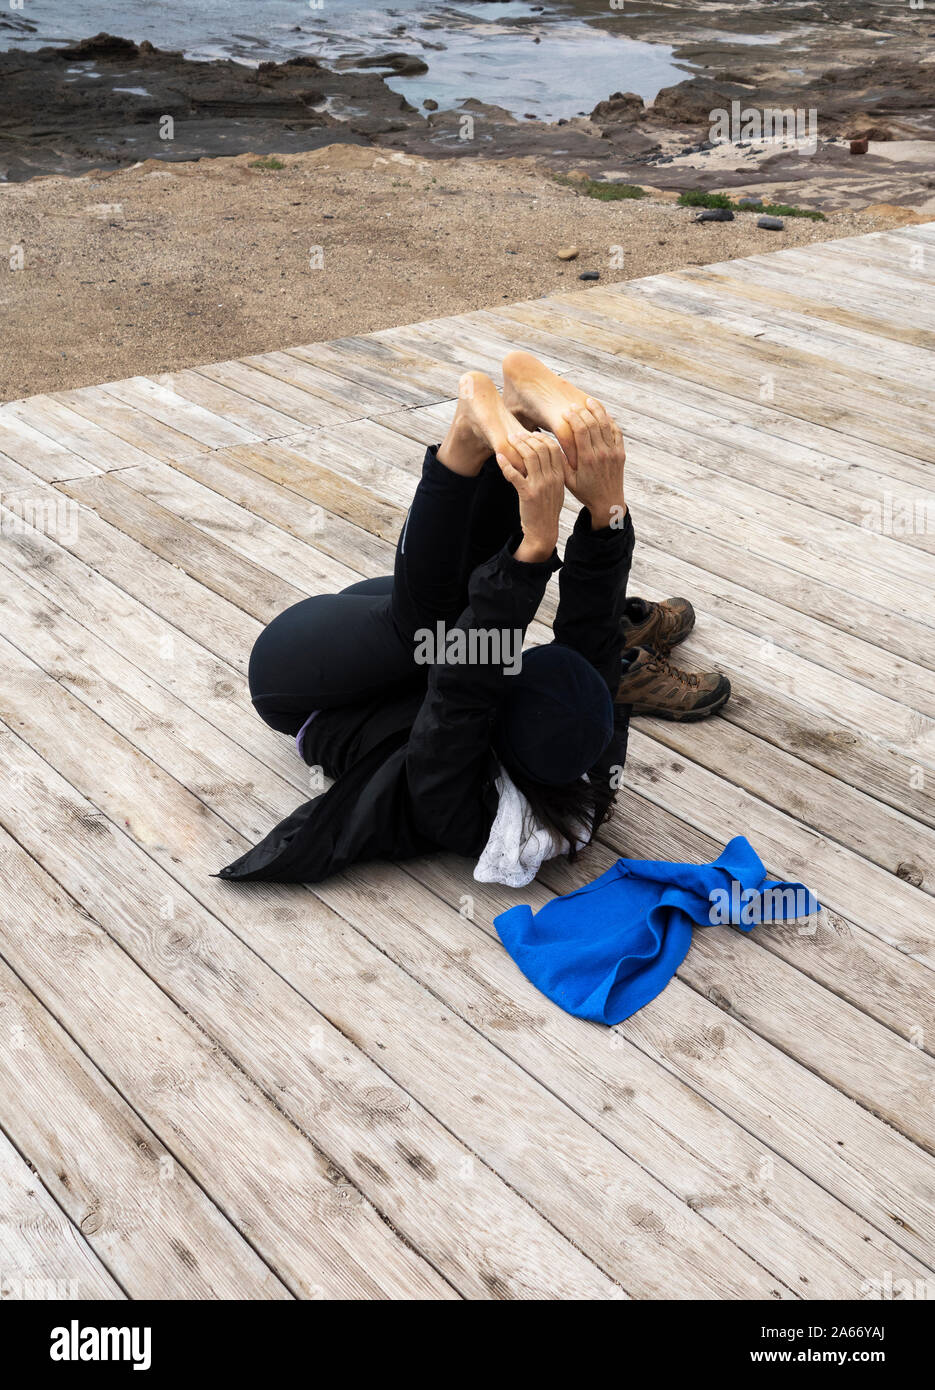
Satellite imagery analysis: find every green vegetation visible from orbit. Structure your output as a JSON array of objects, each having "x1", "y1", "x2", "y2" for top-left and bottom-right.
[
  {"x1": 758, "y1": 201, "x2": 826, "y2": 221},
  {"x1": 676, "y1": 189, "x2": 825, "y2": 220},
  {"x1": 249, "y1": 156, "x2": 286, "y2": 171},
  {"x1": 555, "y1": 175, "x2": 647, "y2": 201},
  {"x1": 677, "y1": 189, "x2": 734, "y2": 209}
]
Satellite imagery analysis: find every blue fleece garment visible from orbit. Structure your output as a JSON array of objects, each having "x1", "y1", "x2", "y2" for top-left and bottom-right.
[{"x1": 493, "y1": 836, "x2": 820, "y2": 1025}]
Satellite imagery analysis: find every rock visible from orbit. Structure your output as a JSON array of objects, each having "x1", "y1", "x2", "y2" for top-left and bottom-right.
[
  {"x1": 590, "y1": 91, "x2": 645, "y2": 122},
  {"x1": 578, "y1": 270, "x2": 600, "y2": 281},
  {"x1": 348, "y1": 115, "x2": 411, "y2": 136},
  {"x1": 566, "y1": 116, "x2": 602, "y2": 138},
  {"x1": 737, "y1": 197, "x2": 763, "y2": 208},
  {"x1": 757, "y1": 215, "x2": 784, "y2": 230},
  {"x1": 556, "y1": 246, "x2": 579, "y2": 261},
  {"x1": 651, "y1": 80, "x2": 721, "y2": 124},
  {"x1": 63, "y1": 32, "x2": 140, "y2": 60},
  {"x1": 695, "y1": 208, "x2": 734, "y2": 222},
  {"x1": 848, "y1": 116, "x2": 896, "y2": 142},
  {"x1": 849, "y1": 137, "x2": 869, "y2": 155},
  {"x1": 423, "y1": 98, "x2": 438, "y2": 111},
  {"x1": 352, "y1": 52, "x2": 429, "y2": 77}
]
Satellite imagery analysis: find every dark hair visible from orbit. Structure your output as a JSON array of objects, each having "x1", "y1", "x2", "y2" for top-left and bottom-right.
[{"x1": 511, "y1": 767, "x2": 614, "y2": 862}]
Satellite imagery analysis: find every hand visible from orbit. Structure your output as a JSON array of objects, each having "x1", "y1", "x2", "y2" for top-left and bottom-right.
[
  {"x1": 560, "y1": 398, "x2": 627, "y2": 529},
  {"x1": 496, "y1": 431, "x2": 565, "y2": 563}
]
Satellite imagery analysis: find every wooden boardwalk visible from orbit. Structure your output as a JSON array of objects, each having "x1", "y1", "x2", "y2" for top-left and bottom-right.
[{"x1": 1, "y1": 224, "x2": 933, "y2": 1300}]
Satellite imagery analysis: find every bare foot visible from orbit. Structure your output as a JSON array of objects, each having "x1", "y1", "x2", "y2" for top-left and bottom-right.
[
  {"x1": 502, "y1": 350, "x2": 596, "y2": 468},
  {"x1": 437, "y1": 370, "x2": 528, "y2": 476}
]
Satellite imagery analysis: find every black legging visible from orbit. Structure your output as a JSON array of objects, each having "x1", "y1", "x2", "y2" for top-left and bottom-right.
[{"x1": 248, "y1": 447, "x2": 522, "y2": 737}]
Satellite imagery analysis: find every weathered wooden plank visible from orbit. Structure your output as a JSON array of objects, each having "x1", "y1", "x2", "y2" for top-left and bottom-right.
[
  {"x1": 0, "y1": 796, "x2": 452, "y2": 1301},
  {"x1": 194, "y1": 360, "x2": 352, "y2": 430},
  {"x1": 141, "y1": 442, "x2": 396, "y2": 577},
  {"x1": 0, "y1": 413, "x2": 98, "y2": 483},
  {"x1": 106, "y1": 460, "x2": 361, "y2": 597},
  {"x1": 100, "y1": 376, "x2": 259, "y2": 450},
  {"x1": 488, "y1": 295, "x2": 935, "y2": 463},
  {"x1": 553, "y1": 282, "x2": 935, "y2": 435},
  {"x1": 0, "y1": 598, "x2": 783, "y2": 1297},
  {"x1": 3, "y1": 220, "x2": 934, "y2": 1302},
  {"x1": 241, "y1": 349, "x2": 404, "y2": 417},
  {"x1": 57, "y1": 473, "x2": 302, "y2": 623},
  {"x1": 152, "y1": 368, "x2": 312, "y2": 440},
  {"x1": 412, "y1": 852, "x2": 935, "y2": 1273},
  {"x1": 625, "y1": 268, "x2": 935, "y2": 394},
  {"x1": 469, "y1": 303, "x2": 935, "y2": 488},
  {"x1": 290, "y1": 336, "x2": 458, "y2": 406},
  {"x1": 0, "y1": 721, "x2": 617, "y2": 1301},
  {"x1": 50, "y1": 383, "x2": 213, "y2": 461},
  {"x1": 0, "y1": 1128, "x2": 123, "y2": 1300},
  {"x1": 4, "y1": 484, "x2": 932, "y2": 1280},
  {"x1": 694, "y1": 250, "x2": 935, "y2": 350},
  {"x1": 1, "y1": 397, "x2": 155, "y2": 472},
  {"x1": 0, "y1": 956, "x2": 288, "y2": 1299}
]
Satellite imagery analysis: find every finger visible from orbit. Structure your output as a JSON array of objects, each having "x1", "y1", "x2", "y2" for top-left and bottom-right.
[
  {"x1": 526, "y1": 431, "x2": 555, "y2": 474},
  {"x1": 563, "y1": 405, "x2": 596, "y2": 464},
  {"x1": 586, "y1": 396, "x2": 617, "y2": 451},
  {"x1": 511, "y1": 433, "x2": 542, "y2": 481},
  {"x1": 529, "y1": 431, "x2": 558, "y2": 477},
  {"x1": 496, "y1": 455, "x2": 526, "y2": 491},
  {"x1": 506, "y1": 432, "x2": 532, "y2": 476},
  {"x1": 540, "y1": 434, "x2": 566, "y2": 481}
]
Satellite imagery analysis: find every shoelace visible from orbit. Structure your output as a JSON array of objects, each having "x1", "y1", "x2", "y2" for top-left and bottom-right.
[
  {"x1": 645, "y1": 654, "x2": 700, "y2": 689},
  {"x1": 656, "y1": 609, "x2": 682, "y2": 653}
]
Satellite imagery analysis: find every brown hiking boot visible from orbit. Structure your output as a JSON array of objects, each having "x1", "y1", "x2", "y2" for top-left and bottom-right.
[
  {"x1": 621, "y1": 596, "x2": 695, "y2": 655},
  {"x1": 616, "y1": 647, "x2": 731, "y2": 721}
]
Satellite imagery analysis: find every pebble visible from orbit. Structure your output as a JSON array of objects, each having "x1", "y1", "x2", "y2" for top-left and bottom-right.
[
  {"x1": 695, "y1": 208, "x2": 734, "y2": 222},
  {"x1": 578, "y1": 270, "x2": 600, "y2": 281},
  {"x1": 556, "y1": 246, "x2": 579, "y2": 261},
  {"x1": 757, "y1": 215, "x2": 785, "y2": 230},
  {"x1": 737, "y1": 197, "x2": 763, "y2": 208}
]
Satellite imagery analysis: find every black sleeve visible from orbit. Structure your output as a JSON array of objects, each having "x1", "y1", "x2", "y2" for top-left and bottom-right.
[
  {"x1": 553, "y1": 505, "x2": 635, "y2": 693},
  {"x1": 405, "y1": 535, "x2": 560, "y2": 850}
]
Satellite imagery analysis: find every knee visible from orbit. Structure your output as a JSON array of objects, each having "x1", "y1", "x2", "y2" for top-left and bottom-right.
[{"x1": 340, "y1": 575, "x2": 394, "y2": 597}]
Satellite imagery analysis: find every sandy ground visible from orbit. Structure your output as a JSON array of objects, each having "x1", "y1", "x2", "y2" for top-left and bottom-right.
[{"x1": 0, "y1": 143, "x2": 898, "y2": 403}]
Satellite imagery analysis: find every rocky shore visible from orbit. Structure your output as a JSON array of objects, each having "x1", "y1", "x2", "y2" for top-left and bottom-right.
[
  {"x1": 1, "y1": 4, "x2": 933, "y2": 211},
  {"x1": 2, "y1": 5, "x2": 932, "y2": 400}
]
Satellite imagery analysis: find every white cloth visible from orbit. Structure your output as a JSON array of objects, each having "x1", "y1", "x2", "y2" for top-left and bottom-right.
[{"x1": 474, "y1": 764, "x2": 590, "y2": 889}]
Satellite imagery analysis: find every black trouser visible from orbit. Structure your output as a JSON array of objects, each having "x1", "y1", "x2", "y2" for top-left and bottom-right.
[{"x1": 248, "y1": 447, "x2": 521, "y2": 737}]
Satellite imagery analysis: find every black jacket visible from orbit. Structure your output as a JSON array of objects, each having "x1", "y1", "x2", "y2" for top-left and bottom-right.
[{"x1": 217, "y1": 508, "x2": 635, "y2": 884}]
